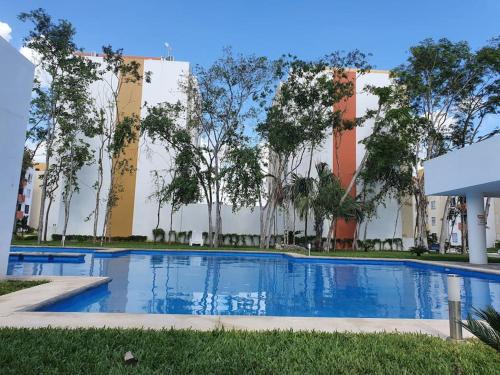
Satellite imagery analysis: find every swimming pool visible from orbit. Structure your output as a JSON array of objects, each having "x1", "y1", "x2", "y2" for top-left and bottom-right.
[{"x1": 8, "y1": 247, "x2": 500, "y2": 319}]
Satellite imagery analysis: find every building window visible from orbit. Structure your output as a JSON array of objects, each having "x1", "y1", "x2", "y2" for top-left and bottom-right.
[
  {"x1": 431, "y1": 217, "x2": 436, "y2": 226},
  {"x1": 26, "y1": 188, "x2": 31, "y2": 198},
  {"x1": 27, "y1": 174, "x2": 32, "y2": 183},
  {"x1": 24, "y1": 205, "x2": 30, "y2": 214},
  {"x1": 431, "y1": 201, "x2": 436, "y2": 210},
  {"x1": 451, "y1": 233, "x2": 458, "y2": 243}
]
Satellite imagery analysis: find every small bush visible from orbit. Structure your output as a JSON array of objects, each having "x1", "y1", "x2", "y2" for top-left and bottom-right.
[
  {"x1": 410, "y1": 245, "x2": 428, "y2": 256},
  {"x1": 495, "y1": 241, "x2": 500, "y2": 250},
  {"x1": 152, "y1": 228, "x2": 165, "y2": 242}
]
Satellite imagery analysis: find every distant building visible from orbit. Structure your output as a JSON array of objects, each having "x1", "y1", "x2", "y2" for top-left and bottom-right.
[{"x1": 35, "y1": 58, "x2": 413, "y2": 247}]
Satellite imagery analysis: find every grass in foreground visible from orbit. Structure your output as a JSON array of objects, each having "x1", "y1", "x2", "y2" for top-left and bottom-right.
[
  {"x1": 11, "y1": 239, "x2": 500, "y2": 263},
  {"x1": 0, "y1": 328, "x2": 498, "y2": 375},
  {"x1": 0, "y1": 280, "x2": 48, "y2": 296}
]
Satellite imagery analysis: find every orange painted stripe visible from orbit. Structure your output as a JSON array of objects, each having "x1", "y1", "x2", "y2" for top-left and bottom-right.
[{"x1": 332, "y1": 71, "x2": 357, "y2": 240}]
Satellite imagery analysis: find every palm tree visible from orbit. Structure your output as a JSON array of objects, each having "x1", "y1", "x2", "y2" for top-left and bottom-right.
[
  {"x1": 461, "y1": 305, "x2": 500, "y2": 352},
  {"x1": 287, "y1": 162, "x2": 361, "y2": 251}
]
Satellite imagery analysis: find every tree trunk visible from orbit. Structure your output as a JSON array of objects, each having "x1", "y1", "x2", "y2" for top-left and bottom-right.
[
  {"x1": 303, "y1": 145, "x2": 315, "y2": 244},
  {"x1": 61, "y1": 194, "x2": 72, "y2": 248},
  {"x1": 325, "y1": 218, "x2": 336, "y2": 251},
  {"x1": 207, "y1": 201, "x2": 214, "y2": 247},
  {"x1": 37, "y1": 150, "x2": 52, "y2": 244},
  {"x1": 438, "y1": 196, "x2": 451, "y2": 254},
  {"x1": 214, "y1": 155, "x2": 221, "y2": 248},
  {"x1": 43, "y1": 197, "x2": 54, "y2": 242},
  {"x1": 92, "y1": 144, "x2": 104, "y2": 243},
  {"x1": 313, "y1": 214, "x2": 323, "y2": 250},
  {"x1": 392, "y1": 205, "x2": 401, "y2": 251},
  {"x1": 154, "y1": 200, "x2": 161, "y2": 244}
]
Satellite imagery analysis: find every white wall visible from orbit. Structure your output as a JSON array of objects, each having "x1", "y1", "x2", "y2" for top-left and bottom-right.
[
  {"x1": 0, "y1": 38, "x2": 34, "y2": 276},
  {"x1": 355, "y1": 72, "x2": 404, "y2": 242}
]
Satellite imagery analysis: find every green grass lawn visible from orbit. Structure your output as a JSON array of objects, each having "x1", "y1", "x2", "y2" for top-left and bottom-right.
[
  {"x1": 11, "y1": 239, "x2": 500, "y2": 263},
  {"x1": 0, "y1": 328, "x2": 497, "y2": 374},
  {"x1": 0, "y1": 280, "x2": 48, "y2": 296}
]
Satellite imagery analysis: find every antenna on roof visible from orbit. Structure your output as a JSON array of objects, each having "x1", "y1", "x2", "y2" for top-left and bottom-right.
[{"x1": 164, "y1": 42, "x2": 174, "y2": 61}]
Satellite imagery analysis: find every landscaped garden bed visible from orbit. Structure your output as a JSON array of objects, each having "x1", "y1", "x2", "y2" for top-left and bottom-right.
[{"x1": 11, "y1": 239, "x2": 500, "y2": 263}]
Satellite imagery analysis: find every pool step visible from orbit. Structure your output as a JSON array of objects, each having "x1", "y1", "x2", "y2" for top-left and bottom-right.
[{"x1": 9, "y1": 252, "x2": 86, "y2": 263}]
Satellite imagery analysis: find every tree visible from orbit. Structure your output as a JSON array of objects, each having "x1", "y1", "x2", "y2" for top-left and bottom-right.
[
  {"x1": 142, "y1": 49, "x2": 276, "y2": 247},
  {"x1": 258, "y1": 52, "x2": 370, "y2": 248},
  {"x1": 358, "y1": 94, "x2": 421, "y2": 247},
  {"x1": 89, "y1": 46, "x2": 150, "y2": 244},
  {"x1": 285, "y1": 162, "x2": 362, "y2": 251},
  {"x1": 391, "y1": 38, "x2": 499, "y2": 250},
  {"x1": 148, "y1": 170, "x2": 168, "y2": 243},
  {"x1": 272, "y1": 53, "x2": 371, "y2": 243},
  {"x1": 19, "y1": 8, "x2": 98, "y2": 244},
  {"x1": 223, "y1": 145, "x2": 266, "y2": 213}
]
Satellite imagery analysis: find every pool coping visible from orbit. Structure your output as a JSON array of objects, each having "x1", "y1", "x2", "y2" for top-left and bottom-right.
[
  {"x1": 11, "y1": 244, "x2": 500, "y2": 276},
  {"x1": 0, "y1": 277, "x2": 472, "y2": 338},
  {"x1": 0, "y1": 275, "x2": 110, "y2": 315}
]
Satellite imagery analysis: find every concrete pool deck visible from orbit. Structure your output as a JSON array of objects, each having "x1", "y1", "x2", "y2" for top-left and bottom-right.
[{"x1": 3, "y1": 246, "x2": 496, "y2": 338}]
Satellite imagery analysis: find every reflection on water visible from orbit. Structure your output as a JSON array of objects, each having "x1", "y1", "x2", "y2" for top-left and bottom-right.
[{"x1": 7, "y1": 252, "x2": 500, "y2": 319}]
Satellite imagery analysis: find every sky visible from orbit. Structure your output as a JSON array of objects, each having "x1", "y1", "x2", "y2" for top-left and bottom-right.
[{"x1": 1, "y1": 0, "x2": 499, "y2": 70}]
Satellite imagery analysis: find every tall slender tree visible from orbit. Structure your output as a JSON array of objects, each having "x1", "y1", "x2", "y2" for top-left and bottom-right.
[
  {"x1": 19, "y1": 8, "x2": 97, "y2": 243},
  {"x1": 142, "y1": 49, "x2": 276, "y2": 247}
]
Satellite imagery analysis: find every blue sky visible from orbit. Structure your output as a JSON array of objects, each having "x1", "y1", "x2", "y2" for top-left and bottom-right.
[{"x1": 1, "y1": 0, "x2": 499, "y2": 69}]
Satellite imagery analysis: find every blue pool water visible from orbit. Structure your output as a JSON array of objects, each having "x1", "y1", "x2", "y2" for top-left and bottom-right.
[{"x1": 8, "y1": 247, "x2": 500, "y2": 319}]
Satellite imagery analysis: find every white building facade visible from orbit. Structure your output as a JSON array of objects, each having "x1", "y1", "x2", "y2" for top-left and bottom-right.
[{"x1": 42, "y1": 60, "x2": 412, "y2": 247}]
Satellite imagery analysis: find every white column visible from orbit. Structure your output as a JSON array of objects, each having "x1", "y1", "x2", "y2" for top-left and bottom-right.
[{"x1": 466, "y1": 193, "x2": 488, "y2": 264}]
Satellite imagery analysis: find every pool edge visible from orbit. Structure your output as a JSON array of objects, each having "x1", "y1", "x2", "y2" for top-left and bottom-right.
[{"x1": 10, "y1": 244, "x2": 500, "y2": 276}]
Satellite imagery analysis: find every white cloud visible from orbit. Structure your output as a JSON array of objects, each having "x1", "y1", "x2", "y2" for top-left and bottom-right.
[{"x1": 0, "y1": 21, "x2": 12, "y2": 42}]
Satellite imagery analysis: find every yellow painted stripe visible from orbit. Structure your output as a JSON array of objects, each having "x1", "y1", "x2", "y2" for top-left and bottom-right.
[{"x1": 108, "y1": 58, "x2": 144, "y2": 237}]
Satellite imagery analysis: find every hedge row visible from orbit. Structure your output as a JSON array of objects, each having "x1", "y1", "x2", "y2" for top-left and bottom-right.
[{"x1": 51, "y1": 234, "x2": 147, "y2": 242}]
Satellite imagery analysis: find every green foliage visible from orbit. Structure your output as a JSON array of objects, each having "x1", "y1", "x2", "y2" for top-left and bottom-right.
[
  {"x1": 0, "y1": 280, "x2": 48, "y2": 296},
  {"x1": 152, "y1": 228, "x2": 165, "y2": 242},
  {"x1": 495, "y1": 241, "x2": 500, "y2": 250},
  {"x1": 223, "y1": 146, "x2": 265, "y2": 212},
  {"x1": 461, "y1": 305, "x2": 500, "y2": 352},
  {"x1": 288, "y1": 163, "x2": 361, "y2": 250},
  {"x1": 410, "y1": 245, "x2": 428, "y2": 256},
  {"x1": 50, "y1": 234, "x2": 147, "y2": 242},
  {"x1": 0, "y1": 328, "x2": 498, "y2": 374}
]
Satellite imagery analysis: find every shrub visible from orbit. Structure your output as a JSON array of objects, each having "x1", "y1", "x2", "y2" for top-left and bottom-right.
[
  {"x1": 15, "y1": 234, "x2": 38, "y2": 241},
  {"x1": 168, "y1": 230, "x2": 177, "y2": 243},
  {"x1": 461, "y1": 305, "x2": 500, "y2": 352},
  {"x1": 410, "y1": 245, "x2": 427, "y2": 256},
  {"x1": 393, "y1": 238, "x2": 403, "y2": 250},
  {"x1": 359, "y1": 239, "x2": 375, "y2": 252},
  {"x1": 495, "y1": 241, "x2": 500, "y2": 250},
  {"x1": 152, "y1": 228, "x2": 165, "y2": 242}
]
